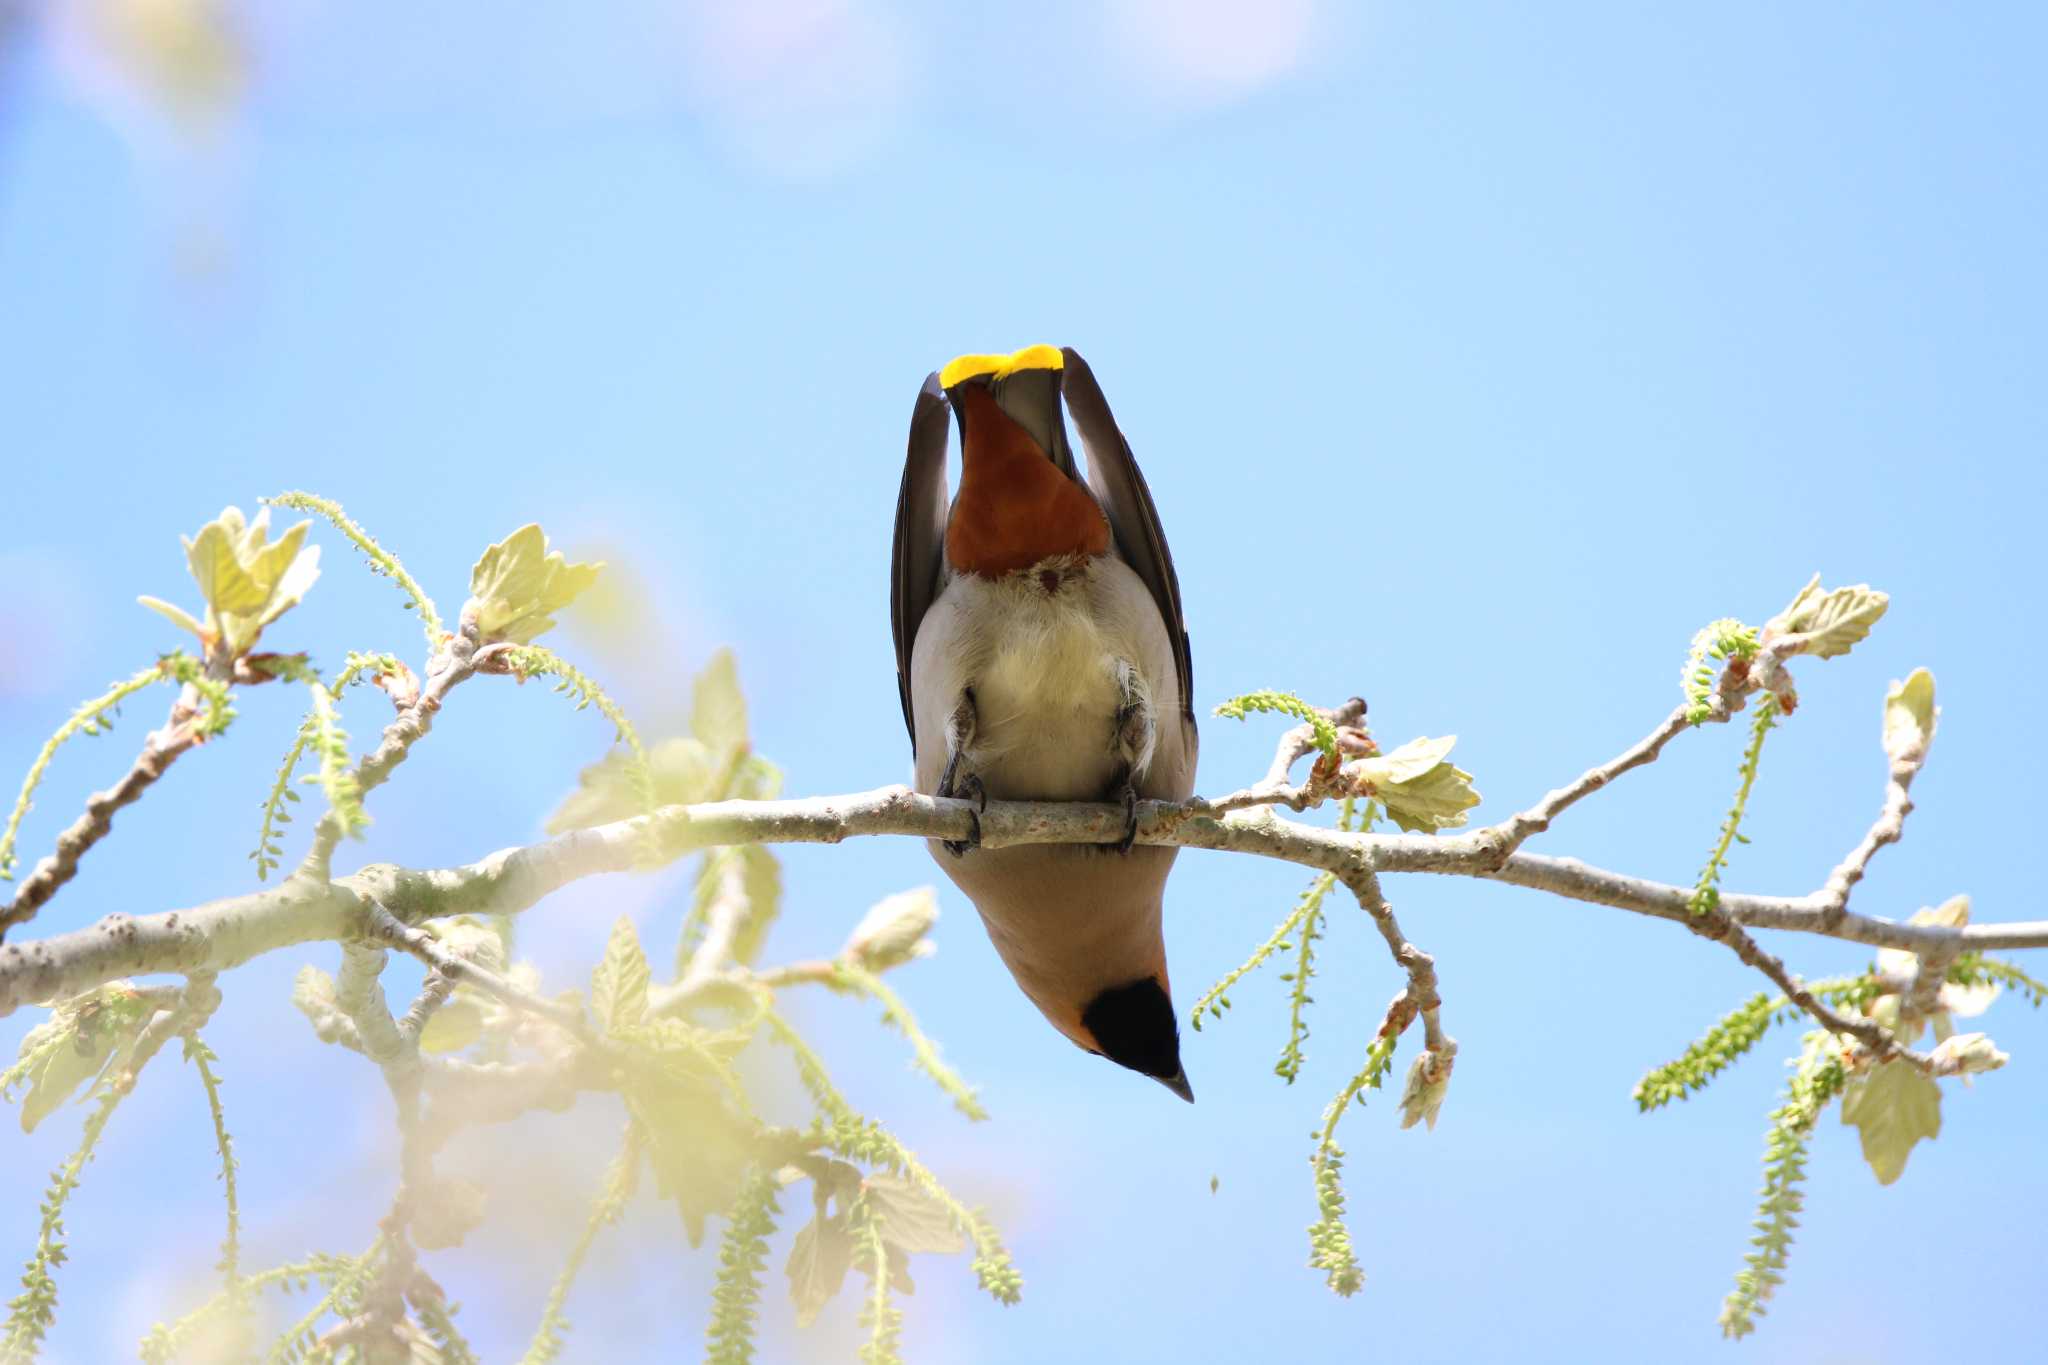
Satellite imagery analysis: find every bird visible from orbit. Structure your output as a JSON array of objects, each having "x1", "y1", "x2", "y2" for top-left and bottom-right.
[{"x1": 890, "y1": 345, "x2": 1199, "y2": 1101}]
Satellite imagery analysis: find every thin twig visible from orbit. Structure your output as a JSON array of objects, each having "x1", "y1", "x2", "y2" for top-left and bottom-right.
[
  {"x1": 363, "y1": 901, "x2": 590, "y2": 1040},
  {"x1": 1817, "y1": 730, "x2": 1932, "y2": 926},
  {"x1": 1478, "y1": 704, "x2": 1695, "y2": 862},
  {"x1": 2, "y1": 656, "x2": 234, "y2": 938},
  {"x1": 1686, "y1": 909, "x2": 1924, "y2": 1068},
  {"x1": 299, "y1": 617, "x2": 483, "y2": 881}
]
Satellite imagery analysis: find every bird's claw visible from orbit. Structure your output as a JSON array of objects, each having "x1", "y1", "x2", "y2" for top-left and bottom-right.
[
  {"x1": 941, "y1": 772, "x2": 986, "y2": 858},
  {"x1": 1114, "y1": 782, "x2": 1138, "y2": 855}
]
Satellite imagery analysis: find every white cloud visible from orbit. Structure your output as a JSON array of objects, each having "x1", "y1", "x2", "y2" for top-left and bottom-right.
[
  {"x1": 668, "y1": 0, "x2": 916, "y2": 179},
  {"x1": 1100, "y1": 0, "x2": 1320, "y2": 109}
]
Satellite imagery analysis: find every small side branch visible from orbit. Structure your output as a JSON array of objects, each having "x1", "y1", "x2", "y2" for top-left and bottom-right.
[
  {"x1": 1338, "y1": 866, "x2": 1457, "y2": 1126},
  {"x1": 363, "y1": 901, "x2": 590, "y2": 1041},
  {"x1": 1190, "y1": 697, "x2": 1370, "y2": 817},
  {"x1": 1477, "y1": 704, "x2": 1696, "y2": 863},
  {"x1": 1687, "y1": 911, "x2": 1922, "y2": 1068},
  {"x1": 299, "y1": 620, "x2": 484, "y2": 881},
  {"x1": 1817, "y1": 722, "x2": 1932, "y2": 926},
  {"x1": 2, "y1": 658, "x2": 232, "y2": 939}
]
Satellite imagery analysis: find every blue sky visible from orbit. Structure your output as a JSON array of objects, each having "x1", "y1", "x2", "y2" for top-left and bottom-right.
[{"x1": 2, "y1": 3, "x2": 2044, "y2": 1361}]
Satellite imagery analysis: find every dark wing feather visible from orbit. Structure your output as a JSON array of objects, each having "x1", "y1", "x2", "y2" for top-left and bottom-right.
[
  {"x1": 891, "y1": 372, "x2": 952, "y2": 750},
  {"x1": 1059, "y1": 347, "x2": 1196, "y2": 723}
]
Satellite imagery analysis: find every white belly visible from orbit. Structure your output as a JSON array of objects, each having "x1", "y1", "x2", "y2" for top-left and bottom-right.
[{"x1": 909, "y1": 555, "x2": 1181, "y2": 803}]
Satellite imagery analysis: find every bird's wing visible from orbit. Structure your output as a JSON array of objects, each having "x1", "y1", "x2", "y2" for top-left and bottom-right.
[
  {"x1": 1060, "y1": 347, "x2": 1196, "y2": 724},
  {"x1": 892, "y1": 371, "x2": 952, "y2": 751}
]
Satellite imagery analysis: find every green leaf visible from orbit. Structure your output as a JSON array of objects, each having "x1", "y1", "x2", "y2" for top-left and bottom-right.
[
  {"x1": 1839, "y1": 1059, "x2": 1941, "y2": 1186},
  {"x1": 468, "y1": 524, "x2": 603, "y2": 645},
  {"x1": 628, "y1": 1088, "x2": 753, "y2": 1246},
  {"x1": 1350, "y1": 737, "x2": 1481, "y2": 834},
  {"x1": 591, "y1": 915, "x2": 651, "y2": 1033},
  {"x1": 185, "y1": 512, "x2": 270, "y2": 617},
  {"x1": 1355, "y1": 734, "x2": 1454, "y2": 785},
  {"x1": 547, "y1": 736, "x2": 715, "y2": 834},
  {"x1": 419, "y1": 997, "x2": 486, "y2": 1054},
  {"x1": 1882, "y1": 668, "x2": 1938, "y2": 767},
  {"x1": 860, "y1": 1173, "x2": 965, "y2": 1256},
  {"x1": 254, "y1": 537, "x2": 321, "y2": 633},
  {"x1": 2, "y1": 985, "x2": 153, "y2": 1133},
  {"x1": 1764, "y1": 576, "x2": 1889, "y2": 659},
  {"x1": 136, "y1": 595, "x2": 205, "y2": 638},
  {"x1": 692, "y1": 648, "x2": 749, "y2": 760},
  {"x1": 644, "y1": 736, "x2": 720, "y2": 802},
  {"x1": 176, "y1": 507, "x2": 322, "y2": 656},
  {"x1": 786, "y1": 1213, "x2": 855, "y2": 1328}
]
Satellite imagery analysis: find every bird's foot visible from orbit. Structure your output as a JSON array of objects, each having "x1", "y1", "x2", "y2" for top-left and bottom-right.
[
  {"x1": 941, "y1": 771, "x2": 986, "y2": 858},
  {"x1": 1114, "y1": 779, "x2": 1138, "y2": 855}
]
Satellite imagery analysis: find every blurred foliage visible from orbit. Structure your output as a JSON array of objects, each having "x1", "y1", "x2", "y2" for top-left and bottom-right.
[
  {"x1": 0, "y1": 494, "x2": 2035, "y2": 1361},
  {"x1": 0, "y1": 494, "x2": 1011, "y2": 1363}
]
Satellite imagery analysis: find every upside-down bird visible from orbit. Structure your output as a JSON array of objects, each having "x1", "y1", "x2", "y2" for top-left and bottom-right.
[{"x1": 890, "y1": 345, "x2": 1199, "y2": 1100}]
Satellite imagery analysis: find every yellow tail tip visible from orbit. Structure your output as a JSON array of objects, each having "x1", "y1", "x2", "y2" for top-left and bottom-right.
[{"x1": 940, "y1": 344, "x2": 1064, "y2": 389}]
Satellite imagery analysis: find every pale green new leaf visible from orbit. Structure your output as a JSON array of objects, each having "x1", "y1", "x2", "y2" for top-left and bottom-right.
[
  {"x1": 628, "y1": 1084, "x2": 753, "y2": 1245},
  {"x1": 469, "y1": 524, "x2": 603, "y2": 645},
  {"x1": 186, "y1": 511, "x2": 270, "y2": 617},
  {"x1": 1764, "y1": 576, "x2": 1889, "y2": 659},
  {"x1": 692, "y1": 648, "x2": 749, "y2": 759},
  {"x1": 643, "y1": 735, "x2": 718, "y2": 801},
  {"x1": 547, "y1": 736, "x2": 715, "y2": 834},
  {"x1": 861, "y1": 1173, "x2": 965, "y2": 1256},
  {"x1": 591, "y1": 915, "x2": 651, "y2": 1033},
  {"x1": 787, "y1": 1213, "x2": 855, "y2": 1328},
  {"x1": 419, "y1": 997, "x2": 486, "y2": 1054},
  {"x1": 169, "y1": 507, "x2": 323, "y2": 655},
  {"x1": 1882, "y1": 668, "x2": 1938, "y2": 767},
  {"x1": 1355, "y1": 735, "x2": 1455, "y2": 785},
  {"x1": 1840, "y1": 1059, "x2": 1941, "y2": 1186},
  {"x1": 3, "y1": 984, "x2": 153, "y2": 1133},
  {"x1": 137, "y1": 595, "x2": 205, "y2": 638},
  {"x1": 1352, "y1": 737, "x2": 1481, "y2": 834}
]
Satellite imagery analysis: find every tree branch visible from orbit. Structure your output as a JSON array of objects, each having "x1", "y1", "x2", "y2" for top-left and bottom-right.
[
  {"x1": 1, "y1": 656, "x2": 233, "y2": 939},
  {"x1": 3, "y1": 778, "x2": 2043, "y2": 1019}
]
